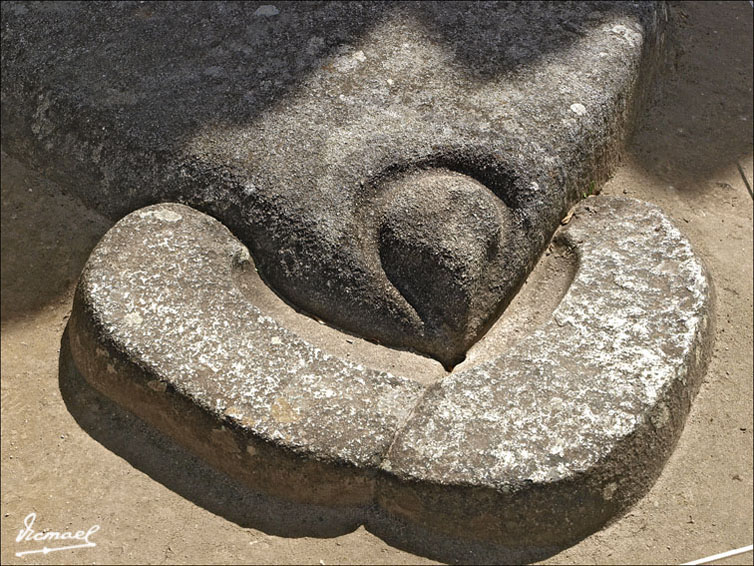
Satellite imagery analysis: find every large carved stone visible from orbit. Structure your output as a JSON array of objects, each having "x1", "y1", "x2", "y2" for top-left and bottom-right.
[
  {"x1": 2, "y1": 1, "x2": 714, "y2": 559},
  {"x1": 2, "y1": 1, "x2": 666, "y2": 364},
  {"x1": 67, "y1": 197, "x2": 714, "y2": 551}
]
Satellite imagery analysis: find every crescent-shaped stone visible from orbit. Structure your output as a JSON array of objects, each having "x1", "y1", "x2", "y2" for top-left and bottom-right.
[{"x1": 68, "y1": 196, "x2": 713, "y2": 547}]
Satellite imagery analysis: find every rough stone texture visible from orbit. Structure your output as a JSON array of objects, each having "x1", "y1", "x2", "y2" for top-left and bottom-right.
[
  {"x1": 377, "y1": 170, "x2": 514, "y2": 367},
  {"x1": 379, "y1": 196, "x2": 715, "y2": 546},
  {"x1": 1, "y1": 1, "x2": 667, "y2": 365},
  {"x1": 67, "y1": 196, "x2": 714, "y2": 548},
  {"x1": 68, "y1": 203, "x2": 425, "y2": 506}
]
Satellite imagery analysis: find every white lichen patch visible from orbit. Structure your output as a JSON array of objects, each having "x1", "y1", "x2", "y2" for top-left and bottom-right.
[
  {"x1": 138, "y1": 209, "x2": 182, "y2": 223},
  {"x1": 123, "y1": 312, "x2": 143, "y2": 326},
  {"x1": 333, "y1": 48, "x2": 369, "y2": 73},
  {"x1": 254, "y1": 5, "x2": 279, "y2": 17},
  {"x1": 569, "y1": 103, "x2": 587, "y2": 116},
  {"x1": 611, "y1": 24, "x2": 644, "y2": 47}
]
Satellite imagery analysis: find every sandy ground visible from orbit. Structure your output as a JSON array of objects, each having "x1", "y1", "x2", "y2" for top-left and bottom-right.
[{"x1": 1, "y1": 2, "x2": 752, "y2": 564}]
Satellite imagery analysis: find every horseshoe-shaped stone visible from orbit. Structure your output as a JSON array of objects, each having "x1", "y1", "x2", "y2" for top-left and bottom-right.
[
  {"x1": 68, "y1": 196, "x2": 713, "y2": 546},
  {"x1": 5, "y1": 0, "x2": 713, "y2": 553}
]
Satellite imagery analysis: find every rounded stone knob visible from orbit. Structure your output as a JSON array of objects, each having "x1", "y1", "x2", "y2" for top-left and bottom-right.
[{"x1": 378, "y1": 169, "x2": 510, "y2": 368}]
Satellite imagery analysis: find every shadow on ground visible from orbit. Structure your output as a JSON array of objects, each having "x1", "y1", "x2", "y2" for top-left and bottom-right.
[
  {"x1": 629, "y1": 1, "x2": 753, "y2": 193},
  {"x1": 0, "y1": 152, "x2": 112, "y2": 322},
  {"x1": 57, "y1": 326, "x2": 363, "y2": 539}
]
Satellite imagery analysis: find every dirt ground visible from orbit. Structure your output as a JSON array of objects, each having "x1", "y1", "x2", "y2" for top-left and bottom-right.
[{"x1": 1, "y1": 2, "x2": 752, "y2": 564}]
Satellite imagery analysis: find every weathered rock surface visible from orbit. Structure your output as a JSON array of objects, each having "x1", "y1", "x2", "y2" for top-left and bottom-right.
[
  {"x1": 377, "y1": 170, "x2": 515, "y2": 367},
  {"x1": 378, "y1": 196, "x2": 715, "y2": 546},
  {"x1": 69, "y1": 203, "x2": 425, "y2": 506},
  {"x1": 7, "y1": 0, "x2": 712, "y2": 554},
  {"x1": 68, "y1": 196, "x2": 714, "y2": 550},
  {"x1": 1, "y1": 1, "x2": 667, "y2": 364}
]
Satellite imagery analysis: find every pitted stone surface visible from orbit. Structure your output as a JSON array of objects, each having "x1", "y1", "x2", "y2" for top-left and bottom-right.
[
  {"x1": 70, "y1": 203, "x2": 425, "y2": 475},
  {"x1": 2, "y1": 1, "x2": 667, "y2": 363},
  {"x1": 378, "y1": 196, "x2": 715, "y2": 545},
  {"x1": 385, "y1": 198, "x2": 710, "y2": 482},
  {"x1": 68, "y1": 196, "x2": 714, "y2": 548}
]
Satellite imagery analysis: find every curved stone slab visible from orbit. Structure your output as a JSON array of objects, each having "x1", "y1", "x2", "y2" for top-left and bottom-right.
[
  {"x1": 2, "y1": 1, "x2": 667, "y2": 365},
  {"x1": 68, "y1": 196, "x2": 714, "y2": 547},
  {"x1": 378, "y1": 197, "x2": 715, "y2": 546},
  {"x1": 69, "y1": 203, "x2": 425, "y2": 506}
]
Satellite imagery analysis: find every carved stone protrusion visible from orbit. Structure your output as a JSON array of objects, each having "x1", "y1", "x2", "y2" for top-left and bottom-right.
[{"x1": 378, "y1": 170, "x2": 512, "y2": 368}]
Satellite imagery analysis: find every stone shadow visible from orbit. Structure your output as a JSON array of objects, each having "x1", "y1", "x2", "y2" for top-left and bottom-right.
[
  {"x1": 628, "y1": 1, "x2": 753, "y2": 192},
  {"x1": 0, "y1": 152, "x2": 112, "y2": 322},
  {"x1": 58, "y1": 325, "x2": 365, "y2": 539},
  {"x1": 2, "y1": 1, "x2": 650, "y2": 219}
]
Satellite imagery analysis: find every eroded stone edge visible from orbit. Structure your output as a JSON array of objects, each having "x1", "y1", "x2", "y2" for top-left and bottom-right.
[
  {"x1": 376, "y1": 196, "x2": 716, "y2": 547},
  {"x1": 67, "y1": 203, "x2": 425, "y2": 507}
]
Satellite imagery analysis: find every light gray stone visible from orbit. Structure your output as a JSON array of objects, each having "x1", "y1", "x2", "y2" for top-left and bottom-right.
[
  {"x1": 378, "y1": 197, "x2": 715, "y2": 546},
  {"x1": 67, "y1": 196, "x2": 714, "y2": 550},
  {"x1": 69, "y1": 202, "x2": 425, "y2": 505}
]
